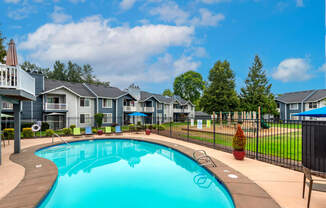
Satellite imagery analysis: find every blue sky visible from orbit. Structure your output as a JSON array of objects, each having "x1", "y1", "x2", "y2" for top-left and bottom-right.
[{"x1": 0, "y1": 0, "x2": 324, "y2": 95}]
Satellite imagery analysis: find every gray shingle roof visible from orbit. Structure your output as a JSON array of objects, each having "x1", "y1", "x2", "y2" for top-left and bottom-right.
[
  {"x1": 275, "y1": 89, "x2": 324, "y2": 103},
  {"x1": 44, "y1": 80, "x2": 95, "y2": 97},
  {"x1": 86, "y1": 84, "x2": 127, "y2": 98},
  {"x1": 305, "y1": 89, "x2": 326, "y2": 102}
]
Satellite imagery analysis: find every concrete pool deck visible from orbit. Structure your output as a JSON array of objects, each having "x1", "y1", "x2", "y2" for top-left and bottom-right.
[{"x1": 0, "y1": 133, "x2": 325, "y2": 208}]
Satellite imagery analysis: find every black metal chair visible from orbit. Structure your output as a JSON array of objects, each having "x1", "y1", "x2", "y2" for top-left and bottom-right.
[{"x1": 302, "y1": 166, "x2": 326, "y2": 208}]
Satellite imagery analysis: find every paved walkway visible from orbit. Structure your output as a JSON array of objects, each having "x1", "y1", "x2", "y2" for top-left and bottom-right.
[{"x1": 0, "y1": 134, "x2": 325, "y2": 208}]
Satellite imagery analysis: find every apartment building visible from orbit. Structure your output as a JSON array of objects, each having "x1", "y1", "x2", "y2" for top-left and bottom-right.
[
  {"x1": 2, "y1": 73, "x2": 195, "y2": 129},
  {"x1": 275, "y1": 89, "x2": 326, "y2": 121}
]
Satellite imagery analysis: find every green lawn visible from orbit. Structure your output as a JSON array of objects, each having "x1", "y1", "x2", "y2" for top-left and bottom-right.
[
  {"x1": 177, "y1": 130, "x2": 302, "y2": 161},
  {"x1": 267, "y1": 122, "x2": 301, "y2": 129}
]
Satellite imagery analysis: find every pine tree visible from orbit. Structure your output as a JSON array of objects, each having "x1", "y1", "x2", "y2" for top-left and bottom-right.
[
  {"x1": 200, "y1": 60, "x2": 239, "y2": 113},
  {"x1": 240, "y1": 55, "x2": 277, "y2": 115}
]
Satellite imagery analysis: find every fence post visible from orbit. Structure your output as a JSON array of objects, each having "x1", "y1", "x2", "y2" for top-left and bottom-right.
[
  {"x1": 157, "y1": 120, "x2": 160, "y2": 135},
  {"x1": 255, "y1": 106, "x2": 260, "y2": 159},
  {"x1": 187, "y1": 117, "x2": 189, "y2": 141},
  {"x1": 213, "y1": 112, "x2": 216, "y2": 148},
  {"x1": 170, "y1": 117, "x2": 172, "y2": 137}
]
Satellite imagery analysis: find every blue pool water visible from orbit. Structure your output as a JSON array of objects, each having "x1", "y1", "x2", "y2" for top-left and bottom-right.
[{"x1": 36, "y1": 139, "x2": 235, "y2": 208}]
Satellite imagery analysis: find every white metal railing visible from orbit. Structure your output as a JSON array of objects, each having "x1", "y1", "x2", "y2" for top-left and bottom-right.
[
  {"x1": 0, "y1": 64, "x2": 35, "y2": 96},
  {"x1": 123, "y1": 105, "x2": 136, "y2": 112},
  {"x1": 173, "y1": 108, "x2": 183, "y2": 113},
  {"x1": 144, "y1": 107, "x2": 154, "y2": 112},
  {"x1": 45, "y1": 103, "x2": 67, "y2": 110}
]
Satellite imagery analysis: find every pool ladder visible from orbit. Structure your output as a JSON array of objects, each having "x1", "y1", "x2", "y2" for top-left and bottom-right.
[
  {"x1": 52, "y1": 133, "x2": 71, "y2": 146},
  {"x1": 193, "y1": 150, "x2": 217, "y2": 167}
]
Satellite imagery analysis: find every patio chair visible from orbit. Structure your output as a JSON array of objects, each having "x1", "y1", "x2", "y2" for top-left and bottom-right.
[
  {"x1": 115, "y1": 126, "x2": 122, "y2": 135},
  {"x1": 302, "y1": 166, "x2": 326, "y2": 208},
  {"x1": 84, "y1": 126, "x2": 93, "y2": 137},
  {"x1": 105, "y1": 127, "x2": 112, "y2": 135},
  {"x1": 73, "y1": 128, "x2": 82, "y2": 137}
]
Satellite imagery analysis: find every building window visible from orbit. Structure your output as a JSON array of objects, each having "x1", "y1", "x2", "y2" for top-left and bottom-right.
[
  {"x1": 80, "y1": 98, "x2": 90, "y2": 107},
  {"x1": 277, "y1": 102, "x2": 280, "y2": 108},
  {"x1": 309, "y1": 102, "x2": 317, "y2": 109},
  {"x1": 289, "y1": 103, "x2": 298, "y2": 110},
  {"x1": 80, "y1": 114, "x2": 90, "y2": 124},
  {"x1": 103, "y1": 113, "x2": 112, "y2": 123},
  {"x1": 290, "y1": 113, "x2": 298, "y2": 120},
  {"x1": 102, "y1": 99, "x2": 112, "y2": 108},
  {"x1": 157, "y1": 103, "x2": 162, "y2": 110}
]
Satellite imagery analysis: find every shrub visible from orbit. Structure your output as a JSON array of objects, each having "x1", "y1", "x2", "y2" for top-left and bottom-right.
[
  {"x1": 22, "y1": 128, "x2": 33, "y2": 138},
  {"x1": 3, "y1": 128, "x2": 14, "y2": 140},
  {"x1": 21, "y1": 122, "x2": 33, "y2": 130},
  {"x1": 92, "y1": 128, "x2": 97, "y2": 134},
  {"x1": 128, "y1": 124, "x2": 135, "y2": 131},
  {"x1": 45, "y1": 129, "x2": 55, "y2": 137},
  {"x1": 148, "y1": 125, "x2": 153, "y2": 130},
  {"x1": 94, "y1": 113, "x2": 104, "y2": 127},
  {"x1": 63, "y1": 128, "x2": 72, "y2": 136},
  {"x1": 232, "y1": 124, "x2": 246, "y2": 151},
  {"x1": 137, "y1": 121, "x2": 141, "y2": 126},
  {"x1": 158, "y1": 125, "x2": 165, "y2": 130},
  {"x1": 70, "y1": 125, "x2": 76, "y2": 129},
  {"x1": 41, "y1": 122, "x2": 50, "y2": 131}
]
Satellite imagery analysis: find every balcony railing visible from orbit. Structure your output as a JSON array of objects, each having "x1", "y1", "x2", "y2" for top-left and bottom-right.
[
  {"x1": 123, "y1": 105, "x2": 136, "y2": 112},
  {"x1": 45, "y1": 103, "x2": 67, "y2": 110},
  {"x1": 144, "y1": 107, "x2": 154, "y2": 112},
  {"x1": 2, "y1": 103, "x2": 13, "y2": 110},
  {"x1": 173, "y1": 108, "x2": 183, "y2": 113},
  {"x1": 0, "y1": 64, "x2": 35, "y2": 96}
]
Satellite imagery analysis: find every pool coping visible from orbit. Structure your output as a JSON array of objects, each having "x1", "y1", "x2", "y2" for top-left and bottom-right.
[{"x1": 0, "y1": 136, "x2": 281, "y2": 208}]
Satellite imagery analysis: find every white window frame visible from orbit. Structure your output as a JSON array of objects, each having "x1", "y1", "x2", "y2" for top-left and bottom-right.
[
  {"x1": 80, "y1": 113, "x2": 91, "y2": 124},
  {"x1": 289, "y1": 103, "x2": 298, "y2": 110},
  {"x1": 103, "y1": 113, "x2": 112, "y2": 124},
  {"x1": 80, "y1": 98, "x2": 90, "y2": 108},
  {"x1": 102, "y1": 99, "x2": 112, "y2": 108},
  {"x1": 157, "y1": 103, "x2": 163, "y2": 110}
]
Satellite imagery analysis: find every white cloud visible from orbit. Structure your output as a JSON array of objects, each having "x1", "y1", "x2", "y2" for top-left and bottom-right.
[
  {"x1": 150, "y1": 1, "x2": 189, "y2": 25},
  {"x1": 120, "y1": 0, "x2": 137, "y2": 10},
  {"x1": 50, "y1": 6, "x2": 72, "y2": 23},
  {"x1": 192, "y1": 47, "x2": 208, "y2": 58},
  {"x1": 4, "y1": 0, "x2": 20, "y2": 3},
  {"x1": 191, "y1": 8, "x2": 225, "y2": 26},
  {"x1": 150, "y1": 2, "x2": 224, "y2": 27},
  {"x1": 19, "y1": 16, "x2": 194, "y2": 87},
  {"x1": 200, "y1": 0, "x2": 231, "y2": 4},
  {"x1": 272, "y1": 58, "x2": 312, "y2": 82},
  {"x1": 8, "y1": 4, "x2": 34, "y2": 20},
  {"x1": 173, "y1": 55, "x2": 200, "y2": 75},
  {"x1": 296, "y1": 0, "x2": 304, "y2": 7},
  {"x1": 318, "y1": 63, "x2": 326, "y2": 72}
]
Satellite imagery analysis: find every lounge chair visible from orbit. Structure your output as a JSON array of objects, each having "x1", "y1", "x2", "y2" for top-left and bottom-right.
[
  {"x1": 115, "y1": 126, "x2": 122, "y2": 135},
  {"x1": 105, "y1": 127, "x2": 112, "y2": 135},
  {"x1": 73, "y1": 128, "x2": 82, "y2": 137},
  {"x1": 302, "y1": 166, "x2": 326, "y2": 208},
  {"x1": 85, "y1": 126, "x2": 92, "y2": 137}
]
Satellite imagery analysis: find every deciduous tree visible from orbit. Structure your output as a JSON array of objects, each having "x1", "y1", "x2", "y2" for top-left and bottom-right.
[{"x1": 200, "y1": 60, "x2": 239, "y2": 113}]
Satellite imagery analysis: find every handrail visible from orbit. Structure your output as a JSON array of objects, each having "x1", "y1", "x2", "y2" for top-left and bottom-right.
[
  {"x1": 52, "y1": 133, "x2": 71, "y2": 146},
  {"x1": 193, "y1": 150, "x2": 217, "y2": 167}
]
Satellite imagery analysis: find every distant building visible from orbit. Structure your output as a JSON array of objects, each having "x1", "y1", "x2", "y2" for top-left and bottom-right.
[
  {"x1": 275, "y1": 89, "x2": 326, "y2": 121},
  {"x1": 3, "y1": 74, "x2": 195, "y2": 129}
]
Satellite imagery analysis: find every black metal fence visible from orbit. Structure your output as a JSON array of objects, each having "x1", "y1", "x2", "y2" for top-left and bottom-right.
[
  {"x1": 153, "y1": 117, "x2": 304, "y2": 172},
  {"x1": 3, "y1": 115, "x2": 326, "y2": 176}
]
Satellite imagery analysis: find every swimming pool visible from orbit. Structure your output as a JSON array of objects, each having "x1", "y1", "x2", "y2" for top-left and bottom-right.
[{"x1": 36, "y1": 139, "x2": 235, "y2": 208}]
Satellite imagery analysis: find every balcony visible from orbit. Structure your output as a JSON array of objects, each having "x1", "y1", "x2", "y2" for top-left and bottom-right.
[
  {"x1": 123, "y1": 105, "x2": 136, "y2": 112},
  {"x1": 2, "y1": 102, "x2": 13, "y2": 110},
  {"x1": 45, "y1": 103, "x2": 67, "y2": 111},
  {"x1": 173, "y1": 108, "x2": 183, "y2": 113},
  {"x1": 0, "y1": 64, "x2": 35, "y2": 97},
  {"x1": 144, "y1": 107, "x2": 154, "y2": 112}
]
